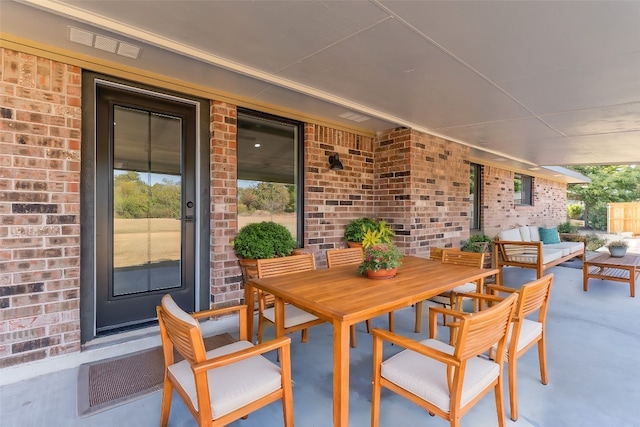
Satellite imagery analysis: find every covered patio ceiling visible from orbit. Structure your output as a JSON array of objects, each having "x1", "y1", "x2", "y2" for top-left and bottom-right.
[{"x1": 2, "y1": 1, "x2": 639, "y2": 182}]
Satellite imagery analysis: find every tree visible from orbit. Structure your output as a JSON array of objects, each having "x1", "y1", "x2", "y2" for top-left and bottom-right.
[
  {"x1": 253, "y1": 182, "x2": 290, "y2": 219},
  {"x1": 567, "y1": 165, "x2": 640, "y2": 229}
]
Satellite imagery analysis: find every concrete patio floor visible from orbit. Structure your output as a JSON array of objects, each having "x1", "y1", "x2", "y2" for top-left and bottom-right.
[{"x1": 1, "y1": 259, "x2": 639, "y2": 427}]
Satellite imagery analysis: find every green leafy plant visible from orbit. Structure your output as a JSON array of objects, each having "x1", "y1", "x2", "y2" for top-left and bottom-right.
[
  {"x1": 232, "y1": 221, "x2": 296, "y2": 259},
  {"x1": 361, "y1": 220, "x2": 395, "y2": 249},
  {"x1": 343, "y1": 217, "x2": 378, "y2": 243},
  {"x1": 567, "y1": 204, "x2": 584, "y2": 220},
  {"x1": 607, "y1": 240, "x2": 629, "y2": 248},
  {"x1": 356, "y1": 243, "x2": 403, "y2": 274},
  {"x1": 343, "y1": 218, "x2": 394, "y2": 245},
  {"x1": 584, "y1": 233, "x2": 607, "y2": 251},
  {"x1": 460, "y1": 234, "x2": 492, "y2": 253},
  {"x1": 557, "y1": 221, "x2": 578, "y2": 234}
]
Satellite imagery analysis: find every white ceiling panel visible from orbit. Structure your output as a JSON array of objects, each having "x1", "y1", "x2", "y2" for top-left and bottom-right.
[
  {"x1": 500, "y1": 51, "x2": 640, "y2": 115},
  {"x1": 383, "y1": 1, "x2": 640, "y2": 83},
  {"x1": 541, "y1": 103, "x2": 640, "y2": 137},
  {"x1": 2, "y1": 0, "x2": 639, "y2": 169}
]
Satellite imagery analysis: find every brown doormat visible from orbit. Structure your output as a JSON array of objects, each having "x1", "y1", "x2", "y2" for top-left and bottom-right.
[{"x1": 77, "y1": 333, "x2": 236, "y2": 417}]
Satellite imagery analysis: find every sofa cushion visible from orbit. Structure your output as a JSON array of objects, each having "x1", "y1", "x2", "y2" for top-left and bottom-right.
[
  {"x1": 499, "y1": 228, "x2": 523, "y2": 242},
  {"x1": 539, "y1": 227, "x2": 561, "y2": 244},
  {"x1": 507, "y1": 248, "x2": 563, "y2": 264},
  {"x1": 546, "y1": 241, "x2": 583, "y2": 256},
  {"x1": 519, "y1": 226, "x2": 532, "y2": 242},
  {"x1": 529, "y1": 226, "x2": 540, "y2": 242}
]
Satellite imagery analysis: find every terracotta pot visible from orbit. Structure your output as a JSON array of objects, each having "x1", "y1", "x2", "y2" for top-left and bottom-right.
[
  {"x1": 347, "y1": 241, "x2": 363, "y2": 249},
  {"x1": 366, "y1": 267, "x2": 398, "y2": 280}
]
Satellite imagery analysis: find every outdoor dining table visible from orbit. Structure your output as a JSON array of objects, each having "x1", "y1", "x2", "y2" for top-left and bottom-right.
[{"x1": 244, "y1": 255, "x2": 499, "y2": 426}]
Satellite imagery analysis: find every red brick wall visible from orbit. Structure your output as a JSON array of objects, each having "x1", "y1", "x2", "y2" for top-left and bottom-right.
[
  {"x1": 209, "y1": 102, "x2": 243, "y2": 308},
  {"x1": 374, "y1": 128, "x2": 471, "y2": 257},
  {"x1": 0, "y1": 47, "x2": 570, "y2": 368},
  {"x1": 302, "y1": 124, "x2": 375, "y2": 267},
  {"x1": 481, "y1": 165, "x2": 567, "y2": 237},
  {"x1": 0, "y1": 49, "x2": 82, "y2": 368}
]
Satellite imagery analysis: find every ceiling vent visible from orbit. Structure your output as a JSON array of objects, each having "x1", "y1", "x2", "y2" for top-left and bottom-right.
[
  {"x1": 339, "y1": 112, "x2": 370, "y2": 123},
  {"x1": 68, "y1": 26, "x2": 141, "y2": 59}
]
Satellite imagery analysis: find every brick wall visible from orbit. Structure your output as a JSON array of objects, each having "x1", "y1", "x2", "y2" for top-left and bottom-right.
[
  {"x1": 302, "y1": 124, "x2": 375, "y2": 267},
  {"x1": 374, "y1": 128, "x2": 471, "y2": 257},
  {"x1": 481, "y1": 165, "x2": 567, "y2": 237},
  {"x1": 209, "y1": 102, "x2": 242, "y2": 307},
  {"x1": 0, "y1": 49, "x2": 82, "y2": 368},
  {"x1": 0, "y1": 47, "x2": 570, "y2": 368}
]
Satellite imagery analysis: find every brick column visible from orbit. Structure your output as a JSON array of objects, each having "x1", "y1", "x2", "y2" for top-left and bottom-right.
[{"x1": 0, "y1": 49, "x2": 81, "y2": 367}]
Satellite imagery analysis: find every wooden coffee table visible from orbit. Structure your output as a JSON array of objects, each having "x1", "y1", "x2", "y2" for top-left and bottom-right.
[{"x1": 583, "y1": 253, "x2": 640, "y2": 297}]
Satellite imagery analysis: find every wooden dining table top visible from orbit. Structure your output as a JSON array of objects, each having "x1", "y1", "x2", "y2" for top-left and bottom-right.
[
  {"x1": 246, "y1": 255, "x2": 499, "y2": 326},
  {"x1": 244, "y1": 254, "x2": 498, "y2": 427}
]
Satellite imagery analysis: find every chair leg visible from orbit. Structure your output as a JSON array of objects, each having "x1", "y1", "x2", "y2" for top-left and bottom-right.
[
  {"x1": 508, "y1": 357, "x2": 518, "y2": 421},
  {"x1": 388, "y1": 311, "x2": 394, "y2": 333},
  {"x1": 414, "y1": 301, "x2": 423, "y2": 333},
  {"x1": 350, "y1": 324, "x2": 357, "y2": 348},
  {"x1": 159, "y1": 379, "x2": 173, "y2": 427},
  {"x1": 539, "y1": 336, "x2": 548, "y2": 384},
  {"x1": 301, "y1": 328, "x2": 308, "y2": 343},
  {"x1": 257, "y1": 315, "x2": 265, "y2": 344},
  {"x1": 495, "y1": 377, "x2": 507, "y2": 427},
  {"x1": 371, "y1": 337, "x2": 383, "y2": 427},
  {"x1": 365, "y1": 319, "x2": 372, "y2": 333}
]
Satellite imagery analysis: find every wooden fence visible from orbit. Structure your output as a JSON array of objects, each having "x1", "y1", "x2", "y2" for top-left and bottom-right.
[{"x1": 607, "y1": 202, "x2": 640, "y2": 236}]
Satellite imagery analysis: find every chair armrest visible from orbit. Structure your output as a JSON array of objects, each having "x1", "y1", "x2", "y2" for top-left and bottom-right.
[
  {"x1": 192, "y1": 336, "x2": 292, "y2": 374},
  {"x1": 371, "y1": 328, "x2": 458, "y2": 367},
  {"x1": 191, "y1": 304, "x2": 247, "y2": 320},
  {"x1": 191, "y1": 305, "x2": 248, "y2": 341},
  {"x1": 450, "y1": 291, "x2": 506, "y2": 311},
  {"x1": 485, "y1": 285, "x2": 517, "y2": 296}
]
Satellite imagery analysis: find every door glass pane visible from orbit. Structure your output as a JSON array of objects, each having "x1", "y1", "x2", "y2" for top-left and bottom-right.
[{"x1": 112, "y1": 106, "x2": 182, "y2": 296}]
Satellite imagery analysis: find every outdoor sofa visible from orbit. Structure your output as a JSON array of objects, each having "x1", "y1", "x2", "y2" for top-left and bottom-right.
[{"x1": 493, "y1": 225, "x2": 584, "y2": 284}]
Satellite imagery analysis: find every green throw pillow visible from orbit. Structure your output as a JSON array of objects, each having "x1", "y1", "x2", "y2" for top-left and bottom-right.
[{"x1": 539, "y1": 227, "x2": 561, "y2": 244}]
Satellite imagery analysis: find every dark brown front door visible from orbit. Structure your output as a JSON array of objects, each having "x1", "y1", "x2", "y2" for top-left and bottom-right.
[{"x1": 95, "y1": 83, "x2": 196, "y2": 332}]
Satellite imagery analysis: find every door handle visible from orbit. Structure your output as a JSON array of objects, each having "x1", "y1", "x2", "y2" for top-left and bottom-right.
[{"x1": 175, "y1": 215, "x2": 194, "y2": 222}]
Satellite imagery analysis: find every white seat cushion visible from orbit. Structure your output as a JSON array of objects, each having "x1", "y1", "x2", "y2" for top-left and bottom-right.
[
  {"x1": 381, "y1": 338, "x2": 499, "y2": 413},
  {"x1": 494, "y1": 319, "x2": 542, "y2": 355},
  {"x1": 168, "y1": 341, "x2": 282, "y2": 419},
  {"x1": 519, "y1": 226, "x2": 532, "y2": 242},
  {"x1": 508, "y1": 248, "x2": 563, "y2": 264},
  {"x1": 546, "y1": 242, "x2": 583, "y2": 256},
  {"x1": 429, "y1": 282, "x2": 477, "y2": 305},
  {"x1": 263, "y1": 304, "x2": 319, "y2": 328}
]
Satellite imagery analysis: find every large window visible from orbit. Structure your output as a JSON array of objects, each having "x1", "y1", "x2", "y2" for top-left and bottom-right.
[
  {"x1": 470, "y1": 163, "x2": 481, "y2": 230},
  {"x1": 514, "y1": 173, "x2": 533, "y2": 206},
  {"x1": 236, "y1": 109, "x2": 304, "y2": 243}
]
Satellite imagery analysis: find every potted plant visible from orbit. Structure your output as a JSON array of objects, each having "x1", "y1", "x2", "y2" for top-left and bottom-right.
[
  {"x1": 356, "y1": 242, "x2": 403, "y2": 279},
  {"x1": 343, "y1": 217, "x2": 378, "y2": 247},
  {"x1": 460, "y1": 234, "x2": 493, "y2": 268},
  {"x1": 358, "y1": 226, "x2": 402, "y2": 279},
  {"x1": 607, "y1": 240, "x2": 629, "y2": 257},
  {"x1": 232, "y1": 221, "x2": 297, "y2": 282},
  {"x1": 344, "y1": 218, "x2": 394, "y2": 248}
]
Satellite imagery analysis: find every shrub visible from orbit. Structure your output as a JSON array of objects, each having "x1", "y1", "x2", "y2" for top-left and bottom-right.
[
  {"x1": 584, "y1": 233, "x2": 607, "y2": 251},
  {"x1": 460, "y1": 234, "x2": 492, "y2": 252},
  {"x1": 567, "y1": 204, "x2": 584, "y2": 219},
  {"x1": 232, "y1": 221, "x2": 296, "y2": 259},
  {"x1": 557, "y1": 221, "x2": 578, "y2": 234},
  {"x1": 344, "y1": 217, "x2": 385, "y2": 243}
]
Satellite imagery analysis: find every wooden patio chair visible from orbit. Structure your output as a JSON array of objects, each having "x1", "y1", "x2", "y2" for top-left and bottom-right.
[
  {"x1": 256, "y1": 253, "x2": 325, "y2": 344},
  {"x1": 485, "y1": 273, "x2": 554, "y2": 421},
  {"x1": 414, "y1": 249, "x2": 485, "y2": 332},
  {"x1": 371, "y1": 292, "x2": 518, "y2": 427},
  {"x1": 326, "y1": 247, "x2": 394, "y2": 348},
  {"x1": 156, "y1": 294, "x2": 294, "y2": 427}
]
